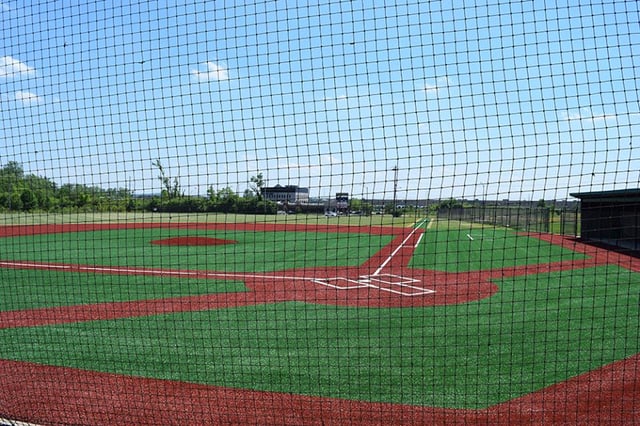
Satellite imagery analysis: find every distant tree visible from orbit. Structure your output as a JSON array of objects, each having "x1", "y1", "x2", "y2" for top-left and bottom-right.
[
  {"x1": 361, "y1": 201, "x2": 373, "y2": 216},
  {"x1": 0, "y1": 161, "x2": 24, "y2": 179},
  {"x1": 249, "y1": 173, "x2": 265, "y2": 200},
  {"x1": 348, "y1": 198, "x2": 371, "y2": 215},
  {"x1": 9, "y1": 191, "x2": 23, "y2": 211},
  {"x1": 152, "y1": 159, "x2": 182, "y2": 199},
  {"x1": 0, "y1": 162, "x2": 25, "y2": 206},
  {"x1": 20, "y1": 188, "x2": 38, "y2": 211},
  {"x1": 209, "y1": 187, "x2": 240, "y2": 213},
  {"x1": 0, "y1": 161, "x2": 141, "y2": 212}
]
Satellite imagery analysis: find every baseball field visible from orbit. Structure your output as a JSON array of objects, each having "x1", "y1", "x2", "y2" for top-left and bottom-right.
[{"x1": 1, "y1": 214, "x2": 638, "y2": 424}]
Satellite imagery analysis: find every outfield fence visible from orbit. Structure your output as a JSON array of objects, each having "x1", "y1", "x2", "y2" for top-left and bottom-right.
[
  {"x1": 1, "y1": 1, "x2": 639, "y2": 425},
  {"x1": 558, "y1": 207, "x2": 581, "y2": 237},
  {"x1": 436, "y1": 206, "x2": 552, "y2": 233},
  {"x1": 436, "y1": 205, "x2": 583, "y2": 237}
]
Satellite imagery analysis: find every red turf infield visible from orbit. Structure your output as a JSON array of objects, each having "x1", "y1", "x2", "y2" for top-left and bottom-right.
[{"x1": 1, "y1": 223, "x2": 639, "y2": 424}]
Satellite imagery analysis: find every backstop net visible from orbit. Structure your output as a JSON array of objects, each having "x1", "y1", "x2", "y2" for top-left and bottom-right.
[{"x1": 1, "y1": 1, "x2": 638, "y2": 425}]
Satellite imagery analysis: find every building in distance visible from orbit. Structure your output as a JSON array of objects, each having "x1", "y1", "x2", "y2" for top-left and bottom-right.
[{"x1": 261, "y1": 185, "x2": 309, "y2": 205}]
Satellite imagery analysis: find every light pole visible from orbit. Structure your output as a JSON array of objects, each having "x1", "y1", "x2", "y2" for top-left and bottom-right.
[
  {"x1": 481, "y1": 181, "x2": 488, "y2": 222},
  {"x1": 365, "y1": 186, "x2": 369, "y2": 214},
  {"x1": 393, "y1": 165, "x2": 398, "y2": 217}
]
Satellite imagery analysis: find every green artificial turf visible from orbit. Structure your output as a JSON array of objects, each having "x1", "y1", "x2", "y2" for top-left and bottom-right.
[
  {"x1": 409, "y1": 227, "x2": 587, "y2": 272},
  {"x1": 1, "y1": 265, "x2": 637, "y2": 409},
  {"x1": 0, "y1": 268, "x2": 248, "y2": 311},
  {"x1": 0, "y1": 228, "x2": 392, "y2": 272}
]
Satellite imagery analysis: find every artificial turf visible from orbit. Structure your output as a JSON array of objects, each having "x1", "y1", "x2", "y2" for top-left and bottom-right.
[
  {"x1": 409, "y1": 227, "x2": 587, "y2": 272},
  {"x1": 1, "y1": 265, "x2": 637, "y2": 409},
  {"x1": 0, "y1": 228, "x2": 393, "y2": 272},
  {"x1": 0, "y1": 268, "x2": 248, "y2": 311}
]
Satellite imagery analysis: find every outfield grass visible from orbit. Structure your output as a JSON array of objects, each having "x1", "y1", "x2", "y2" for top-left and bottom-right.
[
  {"x1": 0, "y1": 265, "x2": 637, "y2": 409},
  {"x1": 0, "y1": 228, "x2": 393, "y2": 272},
  {"x1": 410, "y1": 222, "x2": 587, "y2": 272}
]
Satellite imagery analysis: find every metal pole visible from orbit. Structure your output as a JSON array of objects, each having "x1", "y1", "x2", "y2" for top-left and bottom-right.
[{"x1": 393, "y1": 165, "x2": 398, "y2": 217}]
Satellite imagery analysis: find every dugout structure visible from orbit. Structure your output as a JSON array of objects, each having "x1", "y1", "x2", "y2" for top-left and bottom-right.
[{"x1": 571, "y1": 189, "x2": 640, "y2": 254}]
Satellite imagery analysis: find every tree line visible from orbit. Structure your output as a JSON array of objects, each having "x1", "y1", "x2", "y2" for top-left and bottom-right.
[{"x1": 0, "y1": 161, "x2": 278, "y2": 214}]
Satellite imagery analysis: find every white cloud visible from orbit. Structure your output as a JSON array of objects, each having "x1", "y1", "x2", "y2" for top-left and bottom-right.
[
  {"x1": 14, "y1": 90, "x2": 42, "y2": 105},
  {"x1": 423, "y1": 83, "x2": 438, "y2": 94},
  {"x1": 563, "y1": 111, "x2": 583, "y2": 121},
  {"x1": 191, "y1": 61, "x2": 229, "y2": 82},
  {"x1": 320, "y1": 154, "x2": 340, "y2": 164},
  {"x1": 323, "y1": 94, "x2": 347, "y2": 102},
  {"x1": 0, "y1": 56, "x2": 35, "y2": 78},
  {"x1": 422, "y1": 77, "x2": 449, "y2": 95},
  {"x1": 562, "y1": 109, "x2": 618, "y2": 124},
  {"x1": 590, "y1": 114, "x2": 617, "y2": 123}
]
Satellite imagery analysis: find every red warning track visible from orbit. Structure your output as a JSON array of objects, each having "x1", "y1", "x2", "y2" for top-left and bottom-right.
[
  {"x1": 1, "y1": 354, "x2": 638, "y2": 425},
  {"x1": 1, "y1": 223, "x2": 639, "y2": 424}
]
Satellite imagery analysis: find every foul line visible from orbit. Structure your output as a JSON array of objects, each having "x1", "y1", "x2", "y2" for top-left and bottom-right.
[
  {"x1": 0, "y1": 260, "x2": 311, "y2": 282},
  {"x1": 373, "y1": 226, "x2": 423, "y2": 276}
]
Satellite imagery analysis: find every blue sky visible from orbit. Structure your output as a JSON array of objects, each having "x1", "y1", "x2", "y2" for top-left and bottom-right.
[{"x1": 1, "y1": 0, "x2": 638, "y2": 201}]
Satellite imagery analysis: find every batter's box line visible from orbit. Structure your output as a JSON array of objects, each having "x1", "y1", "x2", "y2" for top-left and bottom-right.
[
  {"x1": 360, "y1": 273, "x2": 420, "y2": 285},
  {"x1": 311, "y1": 277, "x2": 369, "y2": 290},
  {"x1": 312, "y1": 274, "x2": 436, "y2": 296}
]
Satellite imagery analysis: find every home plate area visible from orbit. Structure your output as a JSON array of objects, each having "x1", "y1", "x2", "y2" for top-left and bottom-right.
[{"x1": 312, "y1": 274, "x2": 435, "y2": 296}]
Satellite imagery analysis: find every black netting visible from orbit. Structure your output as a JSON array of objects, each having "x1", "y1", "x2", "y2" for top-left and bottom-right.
[{"x1": 1, "y1": 1, "x2": 638, "y2": 424}]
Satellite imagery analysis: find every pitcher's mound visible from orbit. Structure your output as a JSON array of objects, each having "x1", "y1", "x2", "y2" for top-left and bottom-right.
[{"x1": 151, "y1": 236, "x2": 237, "y2": 246}]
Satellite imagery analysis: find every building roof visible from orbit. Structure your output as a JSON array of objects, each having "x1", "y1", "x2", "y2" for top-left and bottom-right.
[{"x1": 570, "y1": 188, "x2": 640, "y2": 202}]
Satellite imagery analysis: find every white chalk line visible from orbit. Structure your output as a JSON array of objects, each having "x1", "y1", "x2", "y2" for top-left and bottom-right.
[
  {"x1": 0, "y1": 260, "x2": 308, "y2": 282},
  {"x1": 360, "y1": 274, "x2": 435, "y2": 296},
  {"x1": 310, "y1": 277, "x2": 369, "y2": 290},
  {"x1": 412, "y1": 217, "x2": 429, "y2": 228},
  {"x1": 373, "y1": 225, "x2": 423, "y2": 276},
  {"x1": 312, "y1": 274, "x2": 435, "y2": 296},
  {"x1": 0, "y1": 417, "x2": 41, "y2": 426}
]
